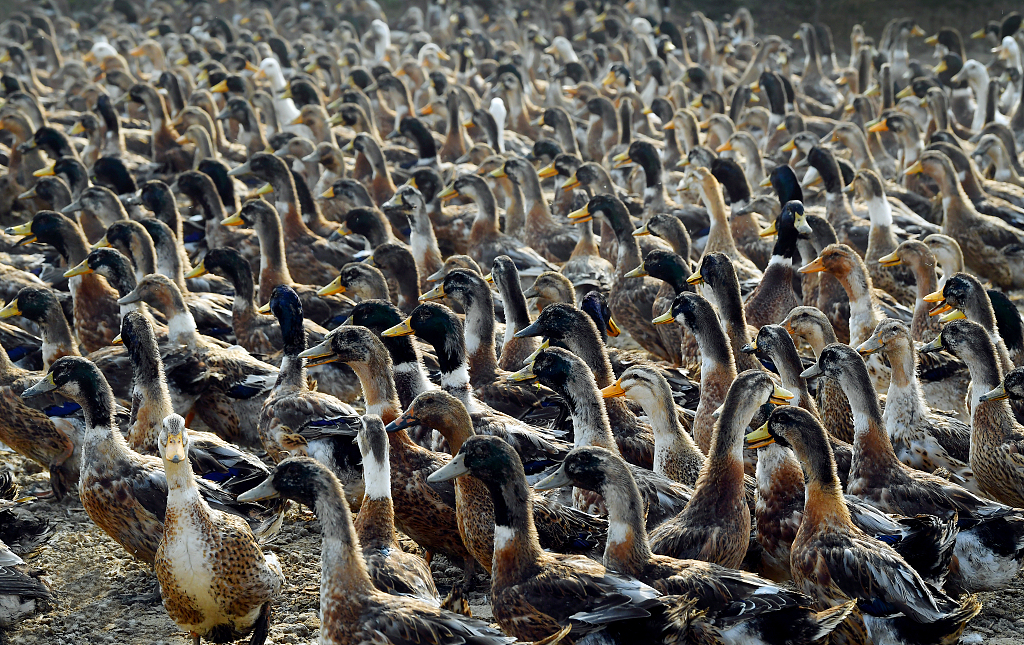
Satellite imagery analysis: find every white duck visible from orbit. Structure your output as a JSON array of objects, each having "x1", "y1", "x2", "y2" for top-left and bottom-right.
[
  {"x1": 951, "y1": 59, "x2": 1010, "y2": 131},
  {"x1": 995, "y1": 37, "x2": 1023, "y2": 114},
  {"x1": 255, "y1": 58, "x2": 313, "y2": 139},
  {"x1": 489, "y1": 97, "x2": 507, "y2": 154}
]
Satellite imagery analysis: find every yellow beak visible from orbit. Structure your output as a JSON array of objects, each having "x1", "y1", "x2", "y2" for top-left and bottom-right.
[
  {"x1": 318, "y1": 276, "x2": 347, "y2": 297},
  {"x1": 91, "y1": 235, "x2": 111, "y2": 250},
  {"x1": 210, "y1": 80, "x2": 229, "y2": 93},
  {"x1": 562, "y1": 173, "x2": 581, "y2": 191},
  {"x1": 33, "y1": 165, "x2": 56, "y2": 177},
  {"x1": 257, "y1": 302, "x2": 273, "y2": 314},
  {"x1": 867, "y1": 121, "x2": 889, "y2": 133},
  {"x1": 939, "y1": 308, "x2": 966, "y2": 322},
  {"x1": 798, "y1": 257, "x2": 826, "y2": 274},
  {"x1": 745, "y1": 421, "x2": 774, "y2": 449},
  {"x1": 612, "y1": 152, "x2": 632, "y2": 168},
  {"x1": 221, "y1": 214, "x2": 244, "y2": 226},
  {"x1": 856, "y1": 335, "x2": 884, "y2": 356},
  {"x1": 904, "y1": 161, "x2": 924, "y2": 175},
  {"x1": 321, "y1": 186, "x2": 335, "y2": 199},
  {"x1": 600, "y1": 379, "x2": 626, "y2": 398},
  {"x1": 878, "y1": 250, "x2": 901, "y2": 267},
  {"x1": 685, "y1": 271, "x2": 703, "y2": 285},
  {"x1": 419, "y1": 284, "x2": 446, "y2": 301},
  {"x1": 0, "y1": 300, "x2": 21, "y2": 318},
  {"x1": 716, "y1": 141, "x2": 733, "y2": 153},
  {"x1": 652, "y1": 311, "x2": 675, "y2": 325},
  {"x1": 538, "y1": 163, "x2": 559, "y2": 179},
  {"x1": 923, "y1": 289, "x2": 945, "y2": 303},
  {"x1": 63, "y1": 259, "x2": 94, "y2": 278},
  {"x1": 185, "y1": 260, "x2": 208, "y2": 279},
  {"x1": 624, "y1": 263, "x2": 647, "y2": 278},
  {"x1": 760, "y1": 220, "x2": 778, "y2": 238},
  {"x1": 382, "y1": 318, "x2": 416, "y2": 337},
  {"x1": 567, "y1": 204, "x2": 592, "y2": 223},
  {"x1": 111, "y1": 333, "x2": 123, "y2": 345},
  {"x1": 255, "y1": 183, "x2": 274, "y2": 196},
  {"x1": 606, "y1": 317, "x2": 620, "y2": 337},
  {"x1": 488, "y1": 166, "x2": 507, "y2": 178},
  {"x1": 770, "y1": 384, "x2": 795, "y2": 405},
  {"x1": 438, "y1": 186, "x2": 459, "y2": 201}
]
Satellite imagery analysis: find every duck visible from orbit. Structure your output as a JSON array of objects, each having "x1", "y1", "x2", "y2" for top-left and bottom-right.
[
  {"x1": 906, "y1": 152, "x2": 1024, "y2": 289},
  {"x1": 0, "y1": 335, "x2": 80, "y2": 500},
  {"x1": 20, "y1": 357, "x2": 280, "y2": 566},
  {"x1": 804, "y1": 343, "x2": 1024, "y2": 593},
  {"x1": 512, "y1": 346, "x2": 690, "y2": 527},
  {"x1": 439, "y1": 174, "x2": 556, "y2": 274},
  {"x1": 352, "y1": 414, "x2": 440, "y2": 605},
  {"x1": 779, "y1": 306, "x2": 855, "y2": 444},
  {"x1": 154, "y1": 413, "x2": 285, "y2": 645},
  {"x1": 878, "y1": 240, "x2": 944, "y2": 342},
  {"x1": 653, "y1": 292, "x2": 737, "y2": 454},
  {"x1": 931, "y1": 321, "x2": 1024, "y2": 508},
  {"x1": 237, "y1": 456, "x2": 513, "y2": 645},
  {"x1": 297, "y1": 324, "x2": 476, "y2": 586},
  {"x1": 119, "y1": 274, "x2": 281, "y2": 449},
  {"x1": 856, "y1": 319, "x2": 977, "y2": 492},
  {"x1": 380, "y1": 185, "x2": 444, "y2": 286},
  {"x1": 568, "y1": 194, "x2": 679, "y2": 364},
  {"x1": 384, "y1": 390, "x2": 607, "y2": 572},
  {"x1": 124, "y1": 82, "x2": 191, "y2": 173},
  {"x1": 599, "y1": 365, "x2": 703, "y2": 487},
  {"x1": 686, "y1": 252, "x2": 762, "y2": 373},
  {"x1": 257, "y1": 285, "x2": 362, "y2": 502},
  {"x1": 487, "y1": 255, "x2": 541, "y2": 371},
  {"x1": 6, "y1": 211, "x2": 120, "y2": 353},
  {"x1": 428, "y1": 434, "x2": 688, "y2": 644},
  {"x1": 383, "y1": 302, "x2": 569, "y2": 473},
  {"x1": 492, "y1": 157, "x2": 578, "y2": 262},
  {"x1": 535, "y1": 444, "x2": 855, "y2": 645},
  {"x1": 644, "y1": 370, "x2": 789, "y2": 567},
  {"x1": 514, "y1": 303, "x2": 657, "y2": 469},
  {"x1": 741, "y1": 200, "x2": 805, "y2": 331},
  {"x1": 746, "y1": 405, "x2": 982, "y2": 645}
]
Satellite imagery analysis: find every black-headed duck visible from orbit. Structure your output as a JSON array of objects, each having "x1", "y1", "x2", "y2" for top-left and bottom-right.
[
  {"x1": 488, "y1": 255, "x2": 540, "y2": 371},
  {"x1": 686, "y1": 252, "x2": 762, "y2": 374}
]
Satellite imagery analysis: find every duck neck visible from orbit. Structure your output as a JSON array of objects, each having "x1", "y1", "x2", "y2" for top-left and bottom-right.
[
  {"x1": 564, "y1": 326, "x2": 616, "y2": 387},
  {"x1": 164, "y1": 450, "x2": 203, "y2": 505},
  {"x1": 497, "y1": 279, "x2": 532, "y2": 347},
  {"x1": 38, "y1": 306, "x2": 79, "y2": 367},
  {"x1": 964, "y1": 343, "x2": 1005, "y2": 410},
  {"x1": 77, "y1": 375, "x2": 126, "y2": 465},
  {"x1": 699, "y1": 182, "x2": 738, "y2": 255},
  {"x1": 563, "y1": 372, "x2": 620, "y2": 453},
  {"x1": 314, "y1": 477, "x2": 377, "y2": 597},
  {"x1": 354, "y1": 453, "x2": 397, "y2": 546},
  {"x1": 520, "y1": 172, "x2": 558, "y2": 232},
  {"x1": 254, "y1": 212, "x2": 294, "y2": 293},
  {"x1": 601, "y1": 472, "x2": 653, "y2": 576},
  {"x1": 275, "y1": 175, "x2": 317, "y2": 240},
  {"x1": 633, "y1": 389, "x2": 700, "y2": 476},
  {"x1": 433, "y1": 329, "x2": 474, "y2": 410},
  {"x1": 504, "y1": 180, "x2": 527, "y2": 237},
  {"x1": 468, "y1": 188, "x2": 500, "y2": 238},
  {"x1": 570, "y1": 218, "x2": 601, "y2": 260},
  {"x1": 167, "y1": 307, "x2": 200, "y2": 349},
  {"x1": 408, "y1": 207, "x2": 441, "y2": 289},
  {"x1": 798, "y1": 428, "x2": 852, "y2": 528},
  {"x1": 771, "y1": 346, "x2": 815, "y2": 412},
  {"x1": 485, "y1": 471, "x2": 545, "y2": 588},
  {"x1": 347, "y1": 355, "x2": 402, "y2": 423},
  {"x1": 841, "y1": 365, "x2": 900, "y2": 471},
  {"x1": 128, "y1": 346, "x2": 174, "y2": 454},
  {"x1": 223, "y1": 262, "x2": 259, "y2": 317}
]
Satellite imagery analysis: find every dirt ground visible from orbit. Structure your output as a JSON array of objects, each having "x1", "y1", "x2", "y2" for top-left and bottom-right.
[{"x1": 2, "y1": 440, "x2": 1024, "y2": 644}]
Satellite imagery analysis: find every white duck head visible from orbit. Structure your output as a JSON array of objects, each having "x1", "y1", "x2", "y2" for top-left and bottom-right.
[{"x1": 488, "y1": 97, "x2": 507, "y2": 153}]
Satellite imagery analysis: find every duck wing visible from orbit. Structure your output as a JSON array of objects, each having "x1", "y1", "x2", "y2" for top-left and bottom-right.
[{"x1": 367, "y1": 595, "x2": 514, "y2": 645}]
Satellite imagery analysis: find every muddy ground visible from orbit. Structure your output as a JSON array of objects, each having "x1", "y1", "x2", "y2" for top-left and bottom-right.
[{"x1": 2, "y1": 441, "x2": 1023, "y2": 644}]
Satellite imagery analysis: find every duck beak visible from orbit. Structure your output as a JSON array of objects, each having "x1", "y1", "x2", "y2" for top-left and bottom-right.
[
  {"x1": 384, "y1": 409, "x2": 419, "y2": 433},
  {"x1": 227, "y1": 161, "x2": 251, "y2": 177},
  {"x1": 298, "y1": 339, "x2": 334, "y2": 361},
  {"x1": 318, "y1": 276, "x2": 347, "y2": 297},
  {"x1": 611, "y1": 151, "x2": 632, "y2": 168},
  {"x1": 514, "y1": 320, "x2": 543, "y2": 339},
  {"x1": 759, "y1": 176, "x2": 772, "y2": 187},
  {"x1": 507, "y1": 363, "x2": 537, "y2": 382},
  {"x1": 562, "y1": 172, "x2": 581, "y2": 191},
  {"x1": 488, "y1": 166, "x2": 507, "y2": 179},
  {"x1": 979, "y1": 384, "x2": 1009, "y2": 402},
  {"x1": 632, "y1": 222, "x2": 650, "y2": 237},
  {"x1": 427, "y1": 453, "x2": 470, "y2": 483},
  {"x1": 800, "y1": 363, "x2": 823, "y2": 379},
  {"x1": 759, "y1": 219, "x2": 778, "y2": 238},
  {"x1": 878, "y1": 250, "x2": 901, "y2": 267},
  {"x1": 255, "y1": 183, "x2": 274, "y2": 196},
  {"x1": 483, "y1": 273, "x2": 495, "y2": 286},
  {"x1": 221, "y1": 214, "x2": 245, "y2": 226},
  {"x1": 419, "y1": 284, "x2": 446, "y2": 301},
  {"x1": 740, "y1": 340, "x2": 757, "y2": 354},
  {"x1": 624, "y1": 262, "x2": 647, "y2": 278},
  {"x1": 0, "y1": 300, "x2": 21, "y2": 319},
  {"x1": 600, "y1": 379, "x2": 626, "y2": 398},
  {"x1": 895, "y1": 85, "x2": 915, "y2": 100},
  {"x1": 21, "y1": 372, "x2": 57, "y2": 398},
  {"x1": 601, "y1": 72, "x2": 616, "y2": 87},
  {"x1": 662, "y1": 121, "x2": 676, "y2": 130},
  {"x1": 929, "y1": 302, "x2": 952, "y2": 316},
  {"x1": 236, "y1": 476, "x2": 280, "y2": 502},
  {"x1": 419, "y1": 104, "x2": 434, "y2": 116},
  {"x1": 923, "y1": 289, "x2": 945, "y2": 303},
  {"x1": 335, "y1": 223, "x2": 353, "y2": 237},
  {"x1": 117, "y1": 288, "x2": 142, "y2": 306},
  {"x1": 867, "y1": 121, "x2": 889, "y2": 133},
  {"x1": 33, "y1": 164, "x2": 56, "y2": 178},
  {"x1": 111, "y1": 333, "x2": 123, "y2": 345},
  {"x1": 426, "y1": 267, "x2": 447, "y2": 282},
  {"x1": 798, "y1": 257, "x2": 825, "y2": 274},
  {"x1": 255, "y1": 302, "x2": 272, "y2": 315},
  {"x1": 321, "y1": 186, "x2": 335, "y2": 199},
  {"x1": 904, "y1": 161, "x2": 924, "y2": 176},
  {"x1": 537, "y1": 163, "x2": 558, "y2": 178},
  {"x1": 919, "y1": 334, "x2": 943, "y2": 353},
  {"x1": 856, "y1": 336, "x2": 883, "y2": 356},
  {"x1": 382, "y1": 318, "x2": 416, "y2": 337},
  {"x1": 933, "y1": 60, "x2": 949, "y2": 74},
  {"x1": 524, "y1": 340, "x2": 549, "y2": 365},
  {"x1": 210, "y1": 80, "x2": 229, "y2": 93},
  {"x1": 567, "y1": 204, "x2": 592, "y2": 224},
  {"x1": 652, "y1": 311, "x2": 675, "y2": 325},
  {"x1": 533, "y1": 463, "x2": 573, "y2": 491},
  {"x1": 715, "y1": 141, "x2": 734, "y2": 153},
  {"x1": 63, "y1": 259, "x2": 94, "y2": 278},
  {"x1": 685, "y1": 270, "x2": 703, "y2": 285},
  {"x1": 163, "y1": 431, "x2": 187, "y2": 464},
  {"x1": 185, "y1": 260, "x2": 208, "y2": 280},
  {"x1": 939, "y1": 308, "x2": 966, "y2": 322},
  {"x1": 745, "y1": 422, "x2": 775, "y2": 449},
  {"x1": 438, "y1": 186, "x2": 459, "y2": 201},
  {"x1": 606, "y1": 317, "x2": 620, "y2": 337}
]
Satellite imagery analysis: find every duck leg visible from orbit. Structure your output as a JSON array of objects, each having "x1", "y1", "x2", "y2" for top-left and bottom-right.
[{"x1": 248, "y1": 602, "x2": 272, "y2": 645}]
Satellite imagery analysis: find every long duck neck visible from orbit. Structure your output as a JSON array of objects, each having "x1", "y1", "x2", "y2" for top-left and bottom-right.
[
  {"x1": 563, "y1": 371, "x2": 620, "y2": 453},
  {"x1": 698, "y1": 180, "x2": 738, "y2": 256},
  {"x1": 486, "y1": 468, "x2": 545, "y2": 590},
  {"x1": 601, "y1": 467, "x2": 653, "y2": 576},
  {"x1": 797, "y1": 423, "x2": 852, "y2": 529},
  {"x1": 347, "y1": 353, "x2": 402, "y2": 423},
  {"x1": 314, "y1": 476, "x2": 377, "y2": 603},
  {"x1": 38, "y1": 306, "x2": 80, "y2": 368},
  {"x1": 354, "y1": 451, "x2": 397, "y2": 547},
  {"x1": 254, "y1": 211, "x2": 294, "y2": 302},
  {"x1": 128, "y1": 341, "x2": 174, "y2": 454},
  {"x1": 840, "y1": 362, "x2": 901, "y2": 473},
  {"x1": 564, "y1": 324, "x2": 616, "y2": 387}
]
